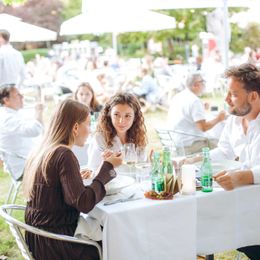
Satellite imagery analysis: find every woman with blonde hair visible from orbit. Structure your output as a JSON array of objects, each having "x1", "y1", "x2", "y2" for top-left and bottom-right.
[
  {"x1": 88, "y1": 92, "x2": 147, "y2": 170},
  {"x1": 23, "y1": 99, "x2": 122, "y2": 260},
  {"x1": 74, "y1": 82, "x2": 102, "y2": 114}
]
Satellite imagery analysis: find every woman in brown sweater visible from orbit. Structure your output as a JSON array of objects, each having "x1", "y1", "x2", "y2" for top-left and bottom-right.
[{"x1": 23, "y1": 99, "x2": 122, "y2": 260}]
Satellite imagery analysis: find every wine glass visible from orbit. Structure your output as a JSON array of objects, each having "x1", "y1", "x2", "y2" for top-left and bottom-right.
[{"x1": 122, "y1": 143, "x2": 137, "y2": 176}]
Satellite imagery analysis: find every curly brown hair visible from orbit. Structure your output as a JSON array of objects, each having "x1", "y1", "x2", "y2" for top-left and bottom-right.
[
  {"x1": 225, "y1": 63, "x2": 260, "y2": 95},
  {"x1": 97, "y1": 92, "x2": 147, "y2": 148},
  {"x1": 74, "y1": 82, "x2": 100, "y2": 112}
]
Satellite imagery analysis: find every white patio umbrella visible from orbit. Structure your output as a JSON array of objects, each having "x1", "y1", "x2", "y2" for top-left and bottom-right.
[
  {"x1": 85, "y1": 0, "x2": 255, "y2": 67},
  {"x1": 60, "y1": 8, "x2": 176, "y2": 53},
  {"x1": 0, "y1": 13, "x2": 57, "y2": 42}
]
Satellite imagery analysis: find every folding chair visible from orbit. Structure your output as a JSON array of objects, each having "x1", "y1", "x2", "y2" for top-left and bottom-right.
[
  {"x1": 0, "y1": 204, "x2": 102, "y2": 260},
  {"x1": 0, "y1": 148, "x2": 25, "y2": 204}
]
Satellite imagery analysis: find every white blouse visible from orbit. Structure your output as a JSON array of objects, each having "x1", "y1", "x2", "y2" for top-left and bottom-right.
[{"x1": 87, "y1": 132, "x2": 123, "y2": 171}]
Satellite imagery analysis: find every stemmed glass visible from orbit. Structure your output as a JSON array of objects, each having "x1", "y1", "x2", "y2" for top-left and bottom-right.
[{"x1": 122, "y1": 143, "x2": 137, "y2": 176}]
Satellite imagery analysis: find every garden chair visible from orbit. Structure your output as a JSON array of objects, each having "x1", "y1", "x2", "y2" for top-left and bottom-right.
[
  {"x1": 0, "y1": 204, "x2": 102, "y2": 260},
  {"x1": 155, "y1": 128, "x2": 210, "y2": 156},
  {"x1": 0, "y1": 148, "x2": 24, "y2": 204}
]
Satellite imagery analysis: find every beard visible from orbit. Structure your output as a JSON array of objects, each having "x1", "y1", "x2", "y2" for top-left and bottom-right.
[{"x1": 229, "y1": 101, "x2": 252, "y2": 116}]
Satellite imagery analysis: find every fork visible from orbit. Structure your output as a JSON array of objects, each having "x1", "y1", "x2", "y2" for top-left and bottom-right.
[{"x1": 103, "y1": 194, "x2": 135, "y2": 206}]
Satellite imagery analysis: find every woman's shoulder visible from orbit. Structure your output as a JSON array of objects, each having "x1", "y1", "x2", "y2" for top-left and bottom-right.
[{"x1": 54, "y1": 146, "x2": 75, "y2": 161}]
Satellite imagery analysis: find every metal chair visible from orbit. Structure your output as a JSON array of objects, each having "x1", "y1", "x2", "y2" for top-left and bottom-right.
[
  {"x1": 0, "y1": 204, "x2": 103, "y2": 260},
  {"x1": 155, "y1": 128, "x2": 210, "y2": 156},
  {"x1": 0, "y1": 148, "x2": 24, "y2": 204}
]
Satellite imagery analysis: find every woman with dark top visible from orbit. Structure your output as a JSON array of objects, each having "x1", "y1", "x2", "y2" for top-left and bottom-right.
[
  {"x1": 23, "y1": 99, "x2": 122, "y2": 260},
  {"x1": 74, "y1": 82, "x2": 102, "y2": 114}
]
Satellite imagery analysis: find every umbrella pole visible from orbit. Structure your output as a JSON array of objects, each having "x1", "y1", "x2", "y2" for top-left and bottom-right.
[{"x1": 112, "y1": 32, "x2": 118, "y2": 55}]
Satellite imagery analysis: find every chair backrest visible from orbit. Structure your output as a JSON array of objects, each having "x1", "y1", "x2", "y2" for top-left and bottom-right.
[
  {"x1": 0, "y1": 205, "x2": 102, "y2": 260},
  {"x1": 155, "y1": 128, "x2": 209, "y2": 155},
  {"x1": 0, "y1": 148, "x2": 25, "y2": 181}
]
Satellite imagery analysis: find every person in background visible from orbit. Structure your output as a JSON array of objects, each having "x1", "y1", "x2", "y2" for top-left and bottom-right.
[
  {"x1": 0, "y1": 84, "x2": 43, "y2": 180},
  {"x1": 87, "y1": 92, "x2": 147, "y2": 171},
  {"x1": 74, "y1": 82, "x2": 102, "y2": 114},
  {"x1": 0, "y1": 29, "x2": 26, "y2": 87},
  {"x1": 73, "y1": 82, "x2": 103, "y2": 167},
  {"x1": 167, "y1": 72, "x2": 226, "y2": 155},
  {"x1": 133, "y1": 67, "x2": 159, "y2": 109},
  {"x1": 23, "y1": 99, "x2": 122, "y2": 260}
]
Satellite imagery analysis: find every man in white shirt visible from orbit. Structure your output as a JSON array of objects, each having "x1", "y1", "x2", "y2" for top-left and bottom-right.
[
  {"x1": 167, "y1": 72, "x2": 226, "y2": 154},
  {"x1": 186, "y1": 64, "x2": 260, "y2": 259},
  {"x1": 0, "y1": 29, "x2": 26, "y2": 87},
  {"x1": 0, "y1": 84, "x2": 43, "y2": 180}
]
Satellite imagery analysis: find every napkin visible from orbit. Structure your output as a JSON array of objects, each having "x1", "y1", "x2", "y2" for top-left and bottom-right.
[
  {"x1": 74, "y1": 214, "x2": 102, "y2": 241},
  {"x1": 165, "y1": 174, "x2": 179, "y2": 194}
]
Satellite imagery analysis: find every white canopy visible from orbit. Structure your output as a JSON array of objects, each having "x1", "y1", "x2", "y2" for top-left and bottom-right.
[
  {"x1": 0, "y1": 13, "x2": 57, "y2": 42},
  {"x1": 85, "y1": 0, "x2": 252, "y2": 10},
  {"x1": 60, "y1": 9, "x2": 176, "y2": 35}
]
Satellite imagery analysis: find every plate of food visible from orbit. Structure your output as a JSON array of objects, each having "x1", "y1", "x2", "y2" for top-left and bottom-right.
[{"x1": 83, "y1": 175, "x2": 135, "y2": 195}]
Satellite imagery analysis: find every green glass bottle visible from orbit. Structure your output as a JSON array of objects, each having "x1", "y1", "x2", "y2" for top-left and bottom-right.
[
  {"x1": 162, "y1": 147, "x2": 174, "y2": 193},
  {"x1": 151, "y1": 151, "x2": 164, "y2": 192},
  {"x1": 200, "y1": 147, "x2": 213, "y2": 192}
]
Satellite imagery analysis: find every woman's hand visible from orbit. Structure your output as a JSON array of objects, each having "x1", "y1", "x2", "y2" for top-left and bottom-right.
[
  {"x1": 102, "y1": 150, "x2": 114, "y2": 160},
  {"x1": 105, "y1": 152, "x2": 122, "y2": 168},
  {"x1": 80, "y1": 169, "x2": 93, "y2": 179}
]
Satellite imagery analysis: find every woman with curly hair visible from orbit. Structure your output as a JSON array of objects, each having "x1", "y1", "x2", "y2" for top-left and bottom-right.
[
  {"x1": 74, "y1": 82, "x2": 102, "y2": 114},
  {"x1": 87, "y1": 92, "x2": 147, "y2": 171}
]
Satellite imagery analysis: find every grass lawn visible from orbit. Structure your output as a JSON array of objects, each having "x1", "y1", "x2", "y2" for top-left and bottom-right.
[{"x1": 0, "y1": 96, "x2": 248, "y2": 259}]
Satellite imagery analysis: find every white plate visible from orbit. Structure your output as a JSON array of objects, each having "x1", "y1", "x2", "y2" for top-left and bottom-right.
[
  {"x1": 83, "y1": 175, "x2": 135, "y2": 195},
  {"x1": 196, "y1": 159, "x2": 241, "y2": 174}
]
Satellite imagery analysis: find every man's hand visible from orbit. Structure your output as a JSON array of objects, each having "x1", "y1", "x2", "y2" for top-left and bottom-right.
[{"x1": 214, "y1": 170, "x2": 254, "y2": 190}]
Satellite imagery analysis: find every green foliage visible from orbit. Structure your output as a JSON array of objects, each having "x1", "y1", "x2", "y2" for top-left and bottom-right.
[
  {"x1": 61, "y1": 0, "x2": 81, "y2": 20},
  {"x1": 2, "y1": 0, "x2": 26, "y2": 5},
  {"x1": 243, "y1": 23, "x2": 260, "y2": 50},
  {"x1": 21, "y1": 48, "x2": 49, "y2": 63}
]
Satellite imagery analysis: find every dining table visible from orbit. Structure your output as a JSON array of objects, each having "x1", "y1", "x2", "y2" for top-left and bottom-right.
[{"x1": 86, "y1": 177, "x2": 260, "y2": 260}]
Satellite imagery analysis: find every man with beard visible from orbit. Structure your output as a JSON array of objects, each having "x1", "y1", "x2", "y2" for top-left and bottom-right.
[
  {"x1": 213, "y1": 63, "x2": 260, "y2": 191},
  {"x1": 206, "y1": 63, "x2": 260, "y2": 259}
]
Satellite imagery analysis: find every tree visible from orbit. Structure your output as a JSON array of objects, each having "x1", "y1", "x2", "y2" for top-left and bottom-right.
[{"x1": 0, "y1": 0, "x2": 64, "y2": 31}]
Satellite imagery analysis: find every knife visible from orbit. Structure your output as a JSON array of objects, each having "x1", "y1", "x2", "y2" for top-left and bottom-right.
[{"x1": 103, "y1": 197, "x2": 142, "y2": 206}]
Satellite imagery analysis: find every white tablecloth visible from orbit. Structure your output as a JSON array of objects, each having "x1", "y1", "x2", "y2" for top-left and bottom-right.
[
  {"x1": 197, "y1": 185, "x2": 260, "y2": 254},
  {"x1": 90, "y1": 194, "x2": 197, "y2": 260},
  {"x1": 87, "y1": 184, "x2": 260, "y2": 259}
]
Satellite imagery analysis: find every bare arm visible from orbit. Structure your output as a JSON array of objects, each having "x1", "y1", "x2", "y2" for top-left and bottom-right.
[
  {"x1": 195, "y1": 111, "x2": 226, "y2": 132},
  {"x1": 214, "y1": 170, "x2": 254, "y2": 190}
]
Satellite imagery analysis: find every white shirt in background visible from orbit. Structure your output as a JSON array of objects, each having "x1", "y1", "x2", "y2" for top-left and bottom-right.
[
  {"x1": 0, "y1": 44, "x2": 26, "y2": 86},
  {"x1": 210, "y1": 113, "x2": 260, "y2": 183},
  {"x1": 0, "y1": 107, "x2": 43, "y2": 180},
  {"x1": 87, "y1": 132, "x2": 123, "y2": 171},
  {"x1": 167, "y1": 88, "x2": 206, "y2": 146}
]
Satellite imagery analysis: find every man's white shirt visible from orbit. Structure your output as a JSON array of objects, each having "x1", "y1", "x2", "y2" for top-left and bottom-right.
[
  {"x1": 167, "y1": 88, "x2": 206, "y2": 146},
  {"x1": 0, "y1": 44, "x2": 26, "y2": 86},
  {"x1": 0, "y1": 107, "x2": 43, "y2": 179},
  {"x1": 210, "y1": 113, "x2": 260, "y2": 183}
]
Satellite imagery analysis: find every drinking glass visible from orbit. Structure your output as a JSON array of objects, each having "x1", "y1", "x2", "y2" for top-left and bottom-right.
[
  {"x1": 123, "y1": 143, "x2": 136, "y2": 165},
  {"x1": 135, "y1": 147, "x2": 151, "y2": 190}
]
